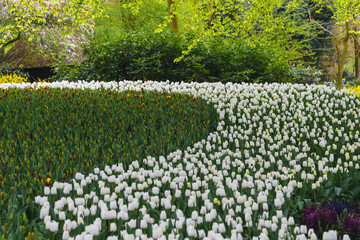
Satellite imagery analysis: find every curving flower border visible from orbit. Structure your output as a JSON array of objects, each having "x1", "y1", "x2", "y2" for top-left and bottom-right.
[{"x1": 2, "y1": 80, "x2": 359, "y2": 240}]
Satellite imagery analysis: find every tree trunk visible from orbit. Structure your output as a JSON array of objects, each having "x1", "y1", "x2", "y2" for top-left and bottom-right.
[
  {"x1": 335, "y1": 23, "x2": 351, "y2": 90},
  {"x1": 167, "y1": 0, "x2": 179, "y2": 32},
  {"x1": 336, "y1": 46, "x2": 344, "y2": 90},
  {"x1": 355, "y1": 37, "x2": 360, "y2": 80}
]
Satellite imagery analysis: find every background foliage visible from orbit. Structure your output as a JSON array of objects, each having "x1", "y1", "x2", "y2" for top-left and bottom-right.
[{"x1": 56, "y1": 31, "x2": 292, "y2": 83}]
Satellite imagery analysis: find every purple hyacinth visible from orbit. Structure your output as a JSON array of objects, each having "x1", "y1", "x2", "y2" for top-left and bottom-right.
[
  {"x1": 321, "y1": 207, "x2": 338, "y2": 227},
  {"x1": 341, "y1": 213, "x2": 360, "y2": 239},
  {"x1": 302, "y1": 205, "x2": 323, "y2": 232},
  {"x1": 301, "y1": 204, "x2": 338, "y2": 233}
]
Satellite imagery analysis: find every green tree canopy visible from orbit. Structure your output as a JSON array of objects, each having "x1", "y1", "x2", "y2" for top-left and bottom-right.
[{"x1": 124, "y1": 0, "x2": 319, "y2": 66}]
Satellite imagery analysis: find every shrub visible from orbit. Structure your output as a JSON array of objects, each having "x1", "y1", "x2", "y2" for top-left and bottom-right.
[
  {"x1": 1, "y1": 64, "x2": 30, "y2": 80},
  {"x1": 56, "y1": 31, "x2": 292, "y2": 83},
  {"x1": 290, "y1": 66, "x2": 323, "y2": 84}
]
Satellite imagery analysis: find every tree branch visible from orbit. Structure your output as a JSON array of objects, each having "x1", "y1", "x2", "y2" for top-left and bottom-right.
[
  {"x1": 1, "y1": 32, "x2": 21, "y2": 49},
  {"x1": 306, "y1": 7, "x2": 334, "y2": 36}
]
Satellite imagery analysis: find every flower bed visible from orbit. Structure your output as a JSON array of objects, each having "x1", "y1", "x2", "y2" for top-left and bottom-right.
[{"x1": 1, "y1": 80, "x2": 360, "y2": 239}]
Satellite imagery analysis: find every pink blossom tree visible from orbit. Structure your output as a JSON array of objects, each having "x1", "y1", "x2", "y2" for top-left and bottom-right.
[{"x1": 0, "y1": 0, "x2": 104, "y2": 65}]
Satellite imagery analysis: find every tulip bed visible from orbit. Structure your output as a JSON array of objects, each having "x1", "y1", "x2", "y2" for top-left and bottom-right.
[
  {"x1": 1, "y1": 80, "x2": 360, "y2": 240},
  {"x1": 0, "y1": 81, "x2": 218, "y2": 239}
]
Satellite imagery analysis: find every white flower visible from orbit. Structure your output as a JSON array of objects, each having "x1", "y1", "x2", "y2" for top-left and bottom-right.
[
  {"x1": 153, "y1": 226, "x2": 164, "y2": 239},
  {"x1": 76, "y1": 187, "x2": 83, "y2": 195},
  {"x1": 75, "y1": 173, "x2": 84, "y2": 180},
  {"x1": 288, "y1": 217, "x2": 295, "y2": 225},
  {"x1": 152, "y1": 187, "x2": 160, "y2": 195},
  {"x1": 51, "y1": 187, "x2": 57, "y2": 195},
  {"x1": 274, "y1": 198, "x2": 282, "y2": 208},
  {"x1": 187, "y1": 224, "x2": 197, "y2": 237},
  {"x1": 296, "y1": 234, "x2": 307, "y2": 240},
  {"x1": 245, "y1": 213, "x2": 251, "y2": 222},
  {"x1": 259, "y1": 232, "x2": 269, "y2": 240},
  {"x1": 309, "y1": 232, "x2": 318, "y2": 240},
  {"x1": 49, "y1": 221, "x2": 59, "y2": 232},
  {"x1": 163, "y1": 199, "x2": 171, "y2": 210},
  {"x1": 44, "y1": 187, "x2": 50, "y2": 195},
  {"x1": 176, "y1": 218, "x2": 184, "y2": 229},
  {"x1": 135, "y1": 229, "x2": 142, "y2": 237},
  {"x1": 140, "y1": 219, "x2": 147, "y2": 229},
  {"x1": 109, "y1": 222, "x2": 117, "y2": 232},
  {"x1": 278, "y1": 229, "x2": 285, "y2": 239},
  {"x1": 188, "y1": 195, "x2": 196, "y2": 207},
  {"x1": 107, "y1": 236, "x2": 118, "y2": 240},
  {"x1": 62, "y1": 231, "x2": 70, "y2": 240},
  {"x1": 59, "y1": 211, "x2": 66, "y2": 220},
  {"x1": 101, "y1": 210, "x2": 117, "y2": 220},
  {"x1": 86, "y1": 224, "x2": 100, "y2": 236},
  {"x1": 100, "y1": 187, "x2": 110, "y2": 195},
  {"x1": 175, "y1": 189, "x2": 181, "y2": 198},
  {"x1": 271, "y1": 223, "x2": 277, "y2": 232},
  {"x1": 218, "y1": 223, "x2": 226, "y2": 233},
  {"x1": 127, "y1": 219, "x2": 136, "y2": 229},
  {"x1": 40, "y1": 206, "x2": 49, "y2": 219},
  {"x1": 343, "y1": 234, "x2": 351, "y2": 240},
  {"x1": 322, "y1": 230, "x2": 337, "y2": 240},
  {"x1": 300, "y1": 225, "x2": 307, "y2": 234},
  {"x1": 252, "y1": 202, "x2": 259, "y2": 211},
  {"x1": 191, "y1": 211, "x2": 199, "y2": 221},
  {"x1": 160, "y1": 211, "x2": 167, "y2": 220}
]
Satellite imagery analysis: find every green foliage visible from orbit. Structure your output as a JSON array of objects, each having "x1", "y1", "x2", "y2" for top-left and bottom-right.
[
  {"x1": 93, "y1": 0, "x2": 168, "y2": 42},
  {"x1": 121, "y1": 0, "x2": 320, "y2": 66},
  {"x1": 0, "y1": 64, "x2": 30, "y2": 79},
  {"x1": 0, "y1": 87, "x2": 218, "y2": 238},
  {"x1": 290, "y1": 66, "x2": 323, "y2": 84},
  {"x1": 57, "y1": 31, "x2": 292, "y2": 83}
]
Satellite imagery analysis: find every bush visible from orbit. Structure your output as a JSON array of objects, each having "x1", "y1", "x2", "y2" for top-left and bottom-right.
[
  {"x1": 290, "y1": 66, "x2": 323, "y2": 85},
  {"x1": 1, "y1": 64, "x2": 30, "y2": 80},
  {"x1": 56, "y1": 31, "x2": 292, "y2": 83}
]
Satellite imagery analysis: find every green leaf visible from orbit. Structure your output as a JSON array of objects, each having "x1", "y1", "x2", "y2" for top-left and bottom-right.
[
  {"x1": 334, "y1": 187, "x2": 342, "y2": 196},
  {"x1": 304, "y1": 199, "x2": 312, "y2": 207},
  {"x1": 298, "y1": 201, "x2": 304, "y2": 211}
]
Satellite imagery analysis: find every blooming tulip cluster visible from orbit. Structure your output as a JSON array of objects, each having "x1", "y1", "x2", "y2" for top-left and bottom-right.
[
  {"x1": 0, "y1": 80, "x2": 217, "y2": 239},
  {"x1": 2, "y1": 80, "x2": 360, "y2": 239}
]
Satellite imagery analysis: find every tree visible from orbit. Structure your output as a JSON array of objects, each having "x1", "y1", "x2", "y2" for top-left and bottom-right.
[
  {"x1": 311, "y1": 0, "x2": 360, "y2": 89},
  {"x1": 0, "y1": 0, "x2": 104, "y2": 66},
  {"x1": 208, "y1": 0, "x2": 319, "y2": 64},
  {"x1": 125, "y1": 0, "x2": 319, "y2": 67}
]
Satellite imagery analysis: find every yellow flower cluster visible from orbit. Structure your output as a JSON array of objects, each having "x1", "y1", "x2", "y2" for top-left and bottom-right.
[
  {"x1": 0, "y1": 73, "x2": 28, "y2": 84},
  {"x1": 346, "y1": 85, "x2": 360, "y2": 98}
]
